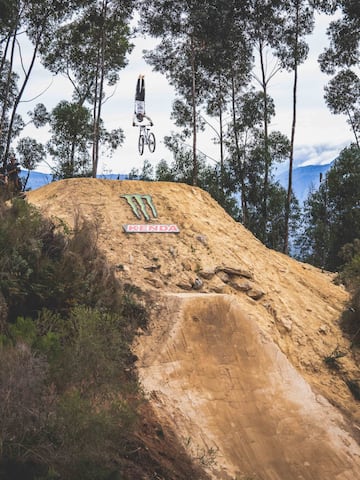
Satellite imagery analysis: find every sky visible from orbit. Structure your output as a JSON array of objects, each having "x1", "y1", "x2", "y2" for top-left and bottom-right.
[{"x1": 17, "y1": 12, "x2": 353, "y2": 176}]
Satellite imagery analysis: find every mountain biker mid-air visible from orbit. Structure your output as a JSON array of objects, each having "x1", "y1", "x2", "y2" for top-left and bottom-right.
[{"x1": 132, "y1": 74, "x2": 153, "y2": 127}]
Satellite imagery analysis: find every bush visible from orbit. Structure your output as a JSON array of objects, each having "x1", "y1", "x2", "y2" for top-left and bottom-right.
[
  {"x1": 0, "y1": 198, "x2": 147, "y2": 479},
  {"x1": 0, "y1": 198, "x2": 66, "y2": 322},
  {"x1": 35, "y1": 306, "x2": 140, "y2": 395},
  {"x1": 0, "y1": 344, "x2": 52, "y2": 464},
  {"x1": 337, "y1": 240, "x2": 360, "y2": 345}
]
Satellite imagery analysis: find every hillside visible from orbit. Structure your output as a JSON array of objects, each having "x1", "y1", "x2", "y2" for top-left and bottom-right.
[{"x1": 27, "y1": 178, "x2": 360, "y2": 480}]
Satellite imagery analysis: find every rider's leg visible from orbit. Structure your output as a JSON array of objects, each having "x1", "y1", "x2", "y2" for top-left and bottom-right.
[{"x1": 135, "y1": 77, "x2": 141, "y2": 100}]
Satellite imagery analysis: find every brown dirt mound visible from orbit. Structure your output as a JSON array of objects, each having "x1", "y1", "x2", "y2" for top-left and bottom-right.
[{"x1": 27, "y1": 178, "x2": 360, "y2": 479}]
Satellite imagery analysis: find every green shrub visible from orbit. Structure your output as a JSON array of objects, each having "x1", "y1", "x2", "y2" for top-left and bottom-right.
[
  {"x1": 0, "y1": 344, "x2": 51, "y2": 463},
  {"x1": 35, "y1": 306, "x2": 140, "y2": 396},
  {"x1": 0, "y1": 198, "x2": 67, "y2": 322},
  {"x1": 0, "y1": 199, "x2": 147, "y2": 479},
  {"x1": 337, "y1": 240, "x2": 360, "y2": 345}
]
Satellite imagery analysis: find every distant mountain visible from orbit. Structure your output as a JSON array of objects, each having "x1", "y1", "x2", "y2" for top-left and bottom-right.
[
  {"x1": 20, "y1": 171, "x2": 128, "y2": 191},
  {"x1": 20, "y1": 170, "x2": 53, "y2": 191},
  {"x1": 275, "y1": 163, "x2": 333, "y2": 204},
  {"x1": 21, "y1": 164, "x2": 334, "y2": 206}
]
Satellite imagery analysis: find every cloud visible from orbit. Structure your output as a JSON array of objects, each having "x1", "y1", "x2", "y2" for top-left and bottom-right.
[{"x1": 295, "y1": 142, "x2": 349, "y2": 168}]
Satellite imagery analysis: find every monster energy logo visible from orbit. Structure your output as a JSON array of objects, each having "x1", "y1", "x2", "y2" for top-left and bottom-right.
[{"x1": 121, "y1": 194, "x2": 158, "y2": 221}]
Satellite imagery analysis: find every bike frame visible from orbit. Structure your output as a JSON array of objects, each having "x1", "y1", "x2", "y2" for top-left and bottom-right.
[{"x1": 138, "y1": 125, "x2": 156, "y2": 155}]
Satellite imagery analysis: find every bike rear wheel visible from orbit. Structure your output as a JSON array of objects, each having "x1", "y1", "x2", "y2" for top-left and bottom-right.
[
  {"x1": 138, "y1": 133, "x2": 145, "y2": 155},
  {"x1": 148, "y1": 132, "x2": 156, "y2": 153}
]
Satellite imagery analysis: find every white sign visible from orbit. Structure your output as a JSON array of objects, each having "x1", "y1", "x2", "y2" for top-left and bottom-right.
[{"x1": 123, "y1": 224, "x2": 180, "y2": 233}]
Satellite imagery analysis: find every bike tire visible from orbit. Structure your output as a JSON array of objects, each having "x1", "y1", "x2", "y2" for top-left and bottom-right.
[
  {"x1": 148, "y1": 132, "x2": 156, "y2": 153},
  {"x1": 138, "y1": 134, "x2": 145, "y2": 155}
]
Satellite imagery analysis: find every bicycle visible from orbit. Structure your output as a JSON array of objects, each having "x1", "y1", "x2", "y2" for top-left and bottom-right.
[{"x1": 138, "y1": 125, "x2": 156, "y2": 155}]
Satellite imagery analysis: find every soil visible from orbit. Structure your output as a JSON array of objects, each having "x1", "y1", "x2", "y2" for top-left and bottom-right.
[{"x1": 27, "y1": 178, "x2": 360, "y2": 480}]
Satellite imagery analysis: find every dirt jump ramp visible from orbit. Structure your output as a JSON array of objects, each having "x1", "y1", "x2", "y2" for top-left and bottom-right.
[
  {"x1": 26, "y1": 179, "x2": 360, "y2": 479},
  {"x1": 134, "y1": 293, "x2": 360, "y2": 480}
]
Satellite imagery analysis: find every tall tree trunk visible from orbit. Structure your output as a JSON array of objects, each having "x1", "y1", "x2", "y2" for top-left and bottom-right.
[
  {"x1": 4, "y1": 25, "x2": 42, "y2": 167},
  {"x1": 283, "y1": 66, "x2": 297, "y2": 254},
  {"x1": 94, "y1": 63, "x2": 105, "y2": 177},
  {"x1": 92, "y1": 54, "x2": 100, "y2": 178},
  {"x1": 231, "y1": 73, "x2": 248, "y2": 225},
  {"x1": 259, "y1": 40, "x2": 271, "y2": 243},
  {"x1": 346, "y1": 107, "x2": 360, "y2": 148},
  {"x1": 0, "y1": 33, "x2": 12, "y2": 77},
  {"x1": 92, "y1": 0, "x2": 108, "y2": 178},
  {"x1": 190, "y1": 35, "x2": 198, "y2": 186},
  {"x1": 218, "y1": 75, "x2": 225, "y2": 191},
  {"x1": 1, "y1": 28, "x2": 17, "y2": 167},
  {"x1": 283, "y1": 6, "x2": 300, "y2": 255},
  {"x1": 95, "y1": 4, "x2": 107, "y2": 177}
]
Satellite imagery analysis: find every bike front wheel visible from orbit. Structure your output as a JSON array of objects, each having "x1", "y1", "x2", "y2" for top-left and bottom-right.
[
  {"x1": 148, "y1": 132, "x2": 156, "y2": 153},
  {"x1": 138, "y1": 133, "x2": 145, "y2": 155}
]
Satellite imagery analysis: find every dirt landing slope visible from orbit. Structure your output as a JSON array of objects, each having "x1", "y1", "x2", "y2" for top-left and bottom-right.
[
  {"x1": 26, "y1": 179, "x2": 360, "y2": 478},
  {"x1": 134, "y1": 293, "x2": 360, "y2": 480}
]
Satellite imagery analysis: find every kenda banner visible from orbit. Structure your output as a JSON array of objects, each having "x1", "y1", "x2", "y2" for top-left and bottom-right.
[{"x1": 123, "y1": 224, "x2": 180, "y2": 233}]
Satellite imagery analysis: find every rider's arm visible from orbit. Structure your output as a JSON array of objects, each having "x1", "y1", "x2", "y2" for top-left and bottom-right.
[{"x1": 144, "y1": 115, "x2": 153, "y2": 126}]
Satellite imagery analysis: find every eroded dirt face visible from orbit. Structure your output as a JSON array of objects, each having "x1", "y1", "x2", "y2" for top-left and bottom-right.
[
  {"x1": 27, "y1": 179, "x2": 360, "y2": 479},
  {"x1": 134, "y1": 293, "x2": 360, "y2": 479}
]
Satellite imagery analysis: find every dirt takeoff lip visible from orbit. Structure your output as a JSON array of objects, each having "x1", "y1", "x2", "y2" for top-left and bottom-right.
[{"x1": 135, "y1": 293, "x2": 360, "y2": 480}]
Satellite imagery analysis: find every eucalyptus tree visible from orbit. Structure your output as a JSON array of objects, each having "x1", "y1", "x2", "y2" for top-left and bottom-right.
[
  {"x1": 227, "y1": 89, "x2": 263, "y2": 225},
  {"x1": 226, "y1": 89, "x2": 292, "y2": 247},
  {"x1": 247, "y1": 0, "x2": 285, "y2": 239},
  {"x1": 316, "y1": 0, "x2": 360, "y2": 72},
  {"x1": 274, "y1": 0, "x2": 315, "y2": 254},
  {"x1": 161, "y1": 132, "x2": 200, "y2": 186},
  {"x1": 158, "y1": 132, "x2": 239, "y2": 217},
  {"x1": 324, "y1": 70, "x2": 360, "y2": 147},
  {"x1": 200, "y1": 0, "x2": 253, "y2": 197},
  {"x1": 0, "y1": 0, "x2": 79, "y2": 167},
  {"x1": 226, "y1": 87, "x2": 290, "y2": 235},
  {"x1": 47, "y1": 101, "x2": 93, "y2": 179},
  {"x1": 41, "y1": 0, "x2": 135, "y2": 177},
  {"x1": 0, "y1": 65, "x2": 22, "y2": 162},
  {"x1": 46, "y1": 98, "x2": 124, "y2": 179},
  {"x1": 316, "y1": 0, "x2": 360, "y2": 147},
  {"x1": 140, "y1": 0, "x2": 252, "y2": 186},
  {"x1": 0, "y1": 0, "x2": 17, "y2": 144},
  {"x1": 201, "y1": 8, "x2": 253, "y2": 195},
  {"x1": 16, "y1": 137, "x2": 46, "y2": 189},
  {"x1": 0, "y1": 0, "x2": 16, "y2": 37},
  {"x1": 298, "y1": 184, "x2": 329, "y2": 268},
  {"x1": 139, "y1": 0, "x2": 208, "y2": 185}
]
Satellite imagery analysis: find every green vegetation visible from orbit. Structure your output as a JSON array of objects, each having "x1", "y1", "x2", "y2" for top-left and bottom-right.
[
  {"x1": 0, "y1": 197, "x2": 147, "y2": 480},
  {"x1": 337, "y1": 239, "x2": 360, "y2": 348}
]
